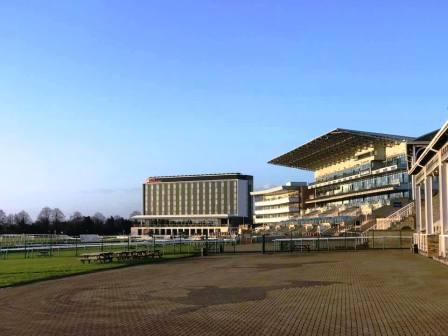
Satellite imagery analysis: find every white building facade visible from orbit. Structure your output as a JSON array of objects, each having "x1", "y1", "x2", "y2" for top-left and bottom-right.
[
  {"x1": 131, "y1": 173, "x2": 253, "y2": 236},
  {"x1": 251, "y1": 182, "x2": 308, "y2": 229},
  {"x1": 410, "y1": 121, "x2": 448, "y2": 258}
]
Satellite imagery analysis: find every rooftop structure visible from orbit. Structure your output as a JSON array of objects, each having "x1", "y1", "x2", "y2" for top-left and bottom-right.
[
  {"x1": 269, "y1": 128, "x2": 414, "y2": 208},
  {"x1": 269, "y1": 128, "x2": 414, "y2": 171}
]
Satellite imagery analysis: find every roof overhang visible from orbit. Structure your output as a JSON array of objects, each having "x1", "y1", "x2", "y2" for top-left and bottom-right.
[
  {"x1": 133, "y1": 214, "x2": 232, "y2": 220},
  {"x1": 250, "y1": 183, "x2": 307, "y2": 196},
  {"x1": 268, "y1": 128, "x2": 414, "y2": 171},
  {"x1": 409, "y1": 121, "x2": 448, "y2": 175}
]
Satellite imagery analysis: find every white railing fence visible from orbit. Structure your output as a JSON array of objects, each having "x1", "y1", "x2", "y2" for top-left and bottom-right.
[
  {"x1": 439, "y1": 234, "x2": 448, "y2": 258},
  {"x1": 376, "y1": 202, "x2": 415, "y2": 230},
  {"x1": 414, "y1": 233, "x2": 427, "y2": 253}
]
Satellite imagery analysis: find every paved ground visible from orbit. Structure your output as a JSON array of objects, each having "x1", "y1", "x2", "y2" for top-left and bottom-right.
[{"x1": 1, "y1": 251, "x2": 448, "y2": 336}]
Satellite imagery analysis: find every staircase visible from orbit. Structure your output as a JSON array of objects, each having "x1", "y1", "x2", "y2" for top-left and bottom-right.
[{"x1": 375, "y1": 202, "x2": 415, "y2": 230}]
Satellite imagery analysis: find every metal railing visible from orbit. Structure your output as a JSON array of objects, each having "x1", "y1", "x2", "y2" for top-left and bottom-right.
[{"x1": 376, "y1": 202, "x2": 415, "y2": 230}]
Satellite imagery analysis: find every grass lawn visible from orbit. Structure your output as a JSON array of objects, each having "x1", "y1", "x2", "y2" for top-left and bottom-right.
[{"x1": 0, "y1": 249, "x2": 195, "y2": 288}]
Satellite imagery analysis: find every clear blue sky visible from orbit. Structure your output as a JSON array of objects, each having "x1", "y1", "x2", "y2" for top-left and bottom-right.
[{"x1": 1, "y1": 1, "x2": 447, "y2": 219}]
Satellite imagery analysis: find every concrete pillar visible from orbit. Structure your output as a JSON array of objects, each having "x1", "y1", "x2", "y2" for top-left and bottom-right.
[
  {"x1": 440, "y1": 162, "x2": 448, "y2": 234},
  {"x1": 425, "y1": 175, "x2": 433, "y2": 234},
  {"x1": 415, "y1": 183, "x2": 422, "y2": 232}
]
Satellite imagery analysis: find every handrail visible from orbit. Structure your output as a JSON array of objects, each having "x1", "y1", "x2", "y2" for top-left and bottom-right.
[
  {"x1": 386, "y1": 202, "x2": 415, "y2": 221},
  {"x1": 374, "y1": 202, "x2": 415, "y2": 230}
]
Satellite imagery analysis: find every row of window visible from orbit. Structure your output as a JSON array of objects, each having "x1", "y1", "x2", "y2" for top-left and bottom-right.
[
  {"x1": 145, "y1": 181, "x2": 239, "y2": 215},
  {"x1": 317, "y1": 155, "x2": 407, "y2": 183},
  {"x1": 316, "y1": 172, "x2": 409, "y2": 198},
  {"x1": 325, "y1": 191, "x2": 410, "y2": 207}
]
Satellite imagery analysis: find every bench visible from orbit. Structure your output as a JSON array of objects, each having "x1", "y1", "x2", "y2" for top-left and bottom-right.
[
  {"x1": 80, "y1": 255, "x2": 98, "y2": 264},
  {"x1": 80, "y1": 252, "x2": 114, "y2": 264},
  {"x1": 148, "y1": 250, "x2": 162, "y2": 258},
  {"x1": 98, "y1": 253, "x2": 114, "y2": 263}
]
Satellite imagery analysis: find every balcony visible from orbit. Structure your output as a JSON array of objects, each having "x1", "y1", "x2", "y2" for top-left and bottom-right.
[
  {"x1": 309, "y1": 165, "x2": 406, "y2": 190},
  {"x1": 254, "y1": 197, "x2": 300, "y2": 207},
  {"x1": 305, "y1": 181, "x2": 405, "y2": 204},
  {"x1": 254, "y1": 215, "x2": 297, "y2": 224},
  {"x1": 255, "y1": 207, "x2": 300, "y2": 216}
]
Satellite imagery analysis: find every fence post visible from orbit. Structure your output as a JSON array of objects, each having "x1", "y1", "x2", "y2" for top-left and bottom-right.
[
  {"x1": 290, "y1": 232, "x2": 293, "y2": 253},
  {"x1": 262, "y1": 234, "x2": 266, "y2": 254},
  {"x1": 345, "y1": 232, "x2": 347, "y2": 250},
  {"x1": 205, "y1": 231, "x2": 209, "y2": 256},
  {"x1": 24, "y1": 235, "x2": 27, "y2": 259},
  {"x1": 399, "y1": 230, "x2": 402, "y2": 249},
  {"x1": 372, "y1": 230, "x2": 375, "y2": 249},
  {"x1": 75, "y1": 238, "x2": 78, "y2": 257}
]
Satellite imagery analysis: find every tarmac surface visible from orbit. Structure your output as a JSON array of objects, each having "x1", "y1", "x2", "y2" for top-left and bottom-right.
[{"x1": 1, "y1": 250, "x2": 448, "y2": 336}]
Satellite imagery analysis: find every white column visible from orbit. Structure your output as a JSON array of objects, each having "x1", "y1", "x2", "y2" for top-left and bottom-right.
[
  {"x1": 425, "y1": 175, "x2": 433, "y2": 234},
  {"x1": 440, "y1": 162, "x2": 448, "y2": 235},
  {"x1": 415, "y1": 183, "x2": 422, "y2": 232}
]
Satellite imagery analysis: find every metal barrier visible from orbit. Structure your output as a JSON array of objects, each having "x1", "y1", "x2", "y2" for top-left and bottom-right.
[{"x1": 0, "y1": 232, "x2": 414, "y2": 259}]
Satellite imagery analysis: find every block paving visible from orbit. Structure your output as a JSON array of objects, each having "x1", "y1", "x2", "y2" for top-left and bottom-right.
[{"x1": 1, "y1": 251, "x2": 448, "y2": 335}]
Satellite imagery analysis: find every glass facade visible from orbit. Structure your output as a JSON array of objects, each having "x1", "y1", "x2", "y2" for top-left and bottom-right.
[
  {"x1": 310, "y1": 155, "x2": 411, "y2": 207},
  {"x1": 315, "y1": 155, "x2": 408, "y2": 183}
]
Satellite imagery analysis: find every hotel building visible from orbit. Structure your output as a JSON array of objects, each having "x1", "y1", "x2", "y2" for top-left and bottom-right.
[
  {"x1": 251, "y1": 182, "x2": 309, "y2": 229},
  {"x1": 269, "y1": 129, "x2": 414, "y2": 209},
  {"x1": 410, "y1": 121, "x2": 448, "y2": 258},
  {"x1": 131, "y1": 173, "x2": 253, "y2": 236}
]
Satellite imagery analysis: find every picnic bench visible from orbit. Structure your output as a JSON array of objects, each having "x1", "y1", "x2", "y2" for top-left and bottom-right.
[
  {"x1": 146, "y1": 250, "x2": 162, "y2": 258},
  {"x1": 81, "y1": 250, "x2": 163, "y2": 263},
  {"x1": 80, "y1": 252, "x2": 114, "y2": 264},
  {"x1": 114, "y1": 250, "x2": 162, "y2": 261}
]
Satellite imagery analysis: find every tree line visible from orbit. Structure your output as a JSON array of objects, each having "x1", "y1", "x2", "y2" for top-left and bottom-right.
[{"x1": 0, "y1": 207, "x2": 141, "y2": 236}]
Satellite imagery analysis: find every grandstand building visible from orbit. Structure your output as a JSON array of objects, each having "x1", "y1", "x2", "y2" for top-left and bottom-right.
[
  {"x1": 409, "y1": 121, "x2": 448, "y2": 258},
  {"x1": 251, "y1": 182, "x2": 309, "y2": 229},
  {"x1": 131, "y1": 173, "x2": 253, "y2": 236},
  {"x1": 269, "y1": 129, "x2": 414, "y2": 210}
]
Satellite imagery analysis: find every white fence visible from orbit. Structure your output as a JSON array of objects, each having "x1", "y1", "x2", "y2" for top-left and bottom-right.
[{"x1": 413, "y1": 233, "x2": 427, "y2": 253}]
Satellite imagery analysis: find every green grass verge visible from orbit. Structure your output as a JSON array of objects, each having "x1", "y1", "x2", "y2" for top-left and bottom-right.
[{"x1": 0, "y1": 249, "x2": 197, "y2": 288}]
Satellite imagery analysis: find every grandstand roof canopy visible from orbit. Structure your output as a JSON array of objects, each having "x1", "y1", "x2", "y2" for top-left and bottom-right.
[{"x1": 269, "y1": 128, "x2": 414, "y2": 171}]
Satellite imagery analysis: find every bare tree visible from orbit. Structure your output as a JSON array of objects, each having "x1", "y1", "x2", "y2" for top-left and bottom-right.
[
  {"x1": 0, "y1": 210, "x2": 6, "y2": 225},
  {"x1": 50, "y1": 208, "x2": 65, "y2": 223},
  {"x1": 14, "y1": 211, "x2": 32, "y2": 225},
  {"x1": 37, "y1": 207, "x2": 52, "y2": 224},
  {"x1": 92, "y1": 212, "x2": 106, "y2": 224},
  {"x1": 5, "y1": 214, "x2": 15, "y2": 225},
  {"x1": 129, "y1": 210, "x2": 141, "y2": 219},
  {"x1": 70, "y1": 211, "x2": 83, "y2": 221}
]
